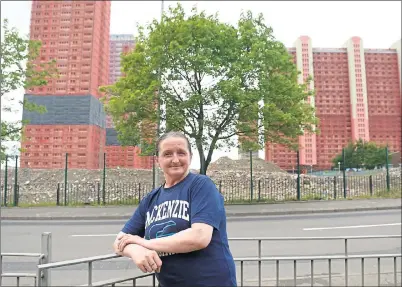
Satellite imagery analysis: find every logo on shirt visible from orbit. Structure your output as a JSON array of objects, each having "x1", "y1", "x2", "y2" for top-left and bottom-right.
[
  {"x1": 145, "y1": 200, "x2": 190, "y2": 257},
  {"x1": 145, "y1": 200, "x2": 190, "y2": 229}
]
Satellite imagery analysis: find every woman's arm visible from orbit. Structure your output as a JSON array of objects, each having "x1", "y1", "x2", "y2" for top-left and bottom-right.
[
  {"x1": 137, "y1": 177, "x2": 223, "y2": 254},
  {"x1": 114, "y1": 232, "x2": 162, "y2": 273},
  {"x1": 139, "y1": 223, "x2": 213, "y2": 253}
]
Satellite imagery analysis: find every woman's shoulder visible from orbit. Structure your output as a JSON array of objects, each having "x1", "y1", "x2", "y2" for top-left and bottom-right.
[
  {"x1": 189, "y1": 172, "x2": 213, "y2": 184},
  {"x1": 139, "y1": 185, "x2": 164, "y2": 205},
  {"x1": 189, "y1": 172, "x2": 220, "y2": 192}
]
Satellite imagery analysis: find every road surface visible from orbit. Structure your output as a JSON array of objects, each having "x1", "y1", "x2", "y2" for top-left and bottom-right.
[{"x1": 1, "y1": 209, "x2": 401, "y2": 286}]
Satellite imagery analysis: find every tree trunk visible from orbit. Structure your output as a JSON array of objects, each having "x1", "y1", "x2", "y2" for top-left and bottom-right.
[{"x1": 196, "y1": 140, "x2": 207, "y2": 175}]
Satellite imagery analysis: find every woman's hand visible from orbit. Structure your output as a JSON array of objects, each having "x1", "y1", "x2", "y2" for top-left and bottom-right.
[
  {"x1": 117, "y1": 234, "x2": 144, "y2": 252},
  {"x1": 114, "y1": 233, "x2": 162, "y2": 273},
  {"x1": 128, "y1": 244, "x2": 162, "y2": 273}
]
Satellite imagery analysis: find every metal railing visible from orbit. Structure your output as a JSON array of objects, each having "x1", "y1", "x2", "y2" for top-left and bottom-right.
[
  {"x1": 1, "y1": 233, "x2": 52, "y2": 287},
  {"x1": 235, "y1": 253, "x2": 400, "y2": 287},
  {"x1": 229, "y1": 234, "x2": 402, "y2": 256},
  {"x1": 230, "y1": 234, "x2": 402, "y2": 286},
  {"x1": 30, "y1": 234, "x2": 401, "y2": 287}
]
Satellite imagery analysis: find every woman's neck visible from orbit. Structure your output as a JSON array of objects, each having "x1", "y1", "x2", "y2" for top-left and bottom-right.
[{"x1": 164, "y1": 171, "x2": 190, "y2": 188}]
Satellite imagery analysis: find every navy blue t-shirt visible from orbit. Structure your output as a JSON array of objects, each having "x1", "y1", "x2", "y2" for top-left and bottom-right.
[{"x1": 121, "y1": 172, "x2": 237, "y2": 287}]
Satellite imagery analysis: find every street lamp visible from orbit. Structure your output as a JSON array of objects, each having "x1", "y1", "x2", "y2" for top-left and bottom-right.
[{"x1": 338, "y1": 161, "x2": 341, "y2": 174}]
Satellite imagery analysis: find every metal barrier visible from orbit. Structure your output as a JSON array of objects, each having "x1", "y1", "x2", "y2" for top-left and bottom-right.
[
  {"x1": 35, "y1": 253, "x2": 402, "y2": 286},
  {"x1": 1, "y1": 232, "x2": 52, "y2": 287},
  {"x1": 36, "y1": 254, "x2": 155, "y2": 287},
  {"x1": 235, "y1": 254, "x2": 401, "y2": 287},
  {"x1": 33, "y1": 234, "x2": 401, "y2": 287},
  {"x1": 230, "y1": 235, "x2": 402, "y2": 286},
  {"x1": 229, "y1": 234, "x2": 402, "y2": 257}
]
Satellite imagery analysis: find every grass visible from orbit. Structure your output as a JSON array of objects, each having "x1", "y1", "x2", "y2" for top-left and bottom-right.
[{"x1": 352, "y1": 188, "x2": 402, "y2": 199}]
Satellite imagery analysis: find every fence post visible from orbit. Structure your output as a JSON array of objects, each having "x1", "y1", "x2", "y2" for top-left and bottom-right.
[
  {"x1": 342, "y1": 148, "x2": 347, "y2": 198},
  {"x1": 64, "y1": 153, "x2": 68, "y2": 205},
  {"x1": 4, "y1": 155, "x2": 8, "y2": 206},
  {"x1": 250, "y1": 150, "x2": 253, "y2": 202},
  {"x1": 14, "y1": 155, "x2": 18, "y2": 206},
  {"x1": 296, "y1": 151, "x2": 301, "y2": 200},
  {"x1": 369, "y1": 175, "x2": 373, "y2": 196},
  {"x1": 97, "y1": 182, "x2": 101, "y2": 205},
  {"x1": 138, "y1": 183, "x2": 141, "y2": 203},
  {"x1": 258, "y1": 179, "x2": 261, "y2": 202},
  {"x1": 38, "y1": 232, "x2": 52, "y2": 287},
  {"x1": 385, "y1": 146, "x2": 390, "y2": 192},
  {"x1": 333, "y1": 176, "x2": 337, "y2": 199},
  {"x1": 16, "y1": 185, "x2": 20, "y2": 206},
  {"x1": 102, "y1": 182, "x2": 106, "y2": 205},
  {"x1": 152, "y1": 153, "x2": 156, "y2": 190},
  {"x1": 56, "y1": 183, "x2": 60, "y2": 206},
  {"x1": 102, "y1": 152, "x2": 106, "y2": 199}
]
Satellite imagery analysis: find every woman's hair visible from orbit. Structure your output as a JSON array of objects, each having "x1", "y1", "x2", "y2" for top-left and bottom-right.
[{"x1": 156, "y1": 131, "x2": 193, "y2": 156}]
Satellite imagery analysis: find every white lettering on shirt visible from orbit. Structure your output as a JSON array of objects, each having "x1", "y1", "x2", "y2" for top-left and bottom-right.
[{"x1": 145, "y1": 200, "x2": 190, "y2": 229}]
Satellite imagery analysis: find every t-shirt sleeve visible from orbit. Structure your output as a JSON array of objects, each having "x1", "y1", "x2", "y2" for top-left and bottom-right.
[
  {"x1": 121, "y1": 198, "x2": 147, "y2": 237},
  {"x1": 190, "y1": 176, "x2": 223, "y2": 230}
]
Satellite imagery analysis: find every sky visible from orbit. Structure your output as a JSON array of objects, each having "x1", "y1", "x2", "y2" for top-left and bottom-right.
[{"x1": 1, "y1": 1, "x2": 401, "y2": 168}]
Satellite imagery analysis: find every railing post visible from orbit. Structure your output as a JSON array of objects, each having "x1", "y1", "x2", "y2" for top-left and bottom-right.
[
  {"x1": 38, "y1": 232, "x2": 52, "y2": 287},
  {"x1": 344, "y1": 238, "x2": 348, "y2": 256}
]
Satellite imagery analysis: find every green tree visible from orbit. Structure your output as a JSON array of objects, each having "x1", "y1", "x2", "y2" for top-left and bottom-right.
[
  {"x1": 0, "y1": 19, "x2": 58, "y2": 162},
  {"x1": 332, "y1": 139, "x2": 389, "y2": 170},
  {"x1": 100, "y1": 4, "x2": 317, "y2": 174}
]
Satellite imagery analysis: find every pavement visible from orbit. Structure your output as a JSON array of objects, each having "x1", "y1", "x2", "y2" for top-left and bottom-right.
[
  {"x1": 1, "y1": 209, "x2": 401, "y2": 286},
  {"x1": 1, "y1": 198, "x2": 401, "y2": 220}
]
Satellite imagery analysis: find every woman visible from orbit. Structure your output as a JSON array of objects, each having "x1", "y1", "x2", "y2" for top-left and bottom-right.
[{"x1": 113, "y1": 131, "x2": 237, "y2": 287}]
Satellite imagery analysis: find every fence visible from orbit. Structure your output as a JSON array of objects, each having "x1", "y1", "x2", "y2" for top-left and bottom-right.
[
  {"x1": 0, "y1": 233, "x2": 51, "y2": 287},
  {"x1": 2, "y1": 233, "x2": 401, "y2": 286},
  {"x1": 1, "y1": 172, "x2": 401, "y2": 206}
]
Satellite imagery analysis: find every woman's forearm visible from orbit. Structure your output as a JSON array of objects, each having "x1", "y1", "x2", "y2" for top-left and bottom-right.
[
  {"x1": 141, "y1": 227, "x2": 211, "y2": 254},
  {"x1": 121, "y1": 244, "x2": 138, "y2": 257}
]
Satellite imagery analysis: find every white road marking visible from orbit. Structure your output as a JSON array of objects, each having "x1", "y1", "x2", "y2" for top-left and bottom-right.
[
  {"x1": 303, "y1": 223, "x2": 401, "y2": 231},
  {"x1": 71, "y1": 234, "x2": 117, "y2": 237}
]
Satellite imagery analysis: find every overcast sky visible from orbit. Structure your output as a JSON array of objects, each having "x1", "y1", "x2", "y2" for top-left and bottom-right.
[{"x1": 1, "y1": 1, "x2": 401, "y2": 168}]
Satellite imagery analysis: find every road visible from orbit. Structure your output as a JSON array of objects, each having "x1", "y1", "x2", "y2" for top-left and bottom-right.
[{"x1": 1, "y1": 209, "x2": 401, "y2": 286}]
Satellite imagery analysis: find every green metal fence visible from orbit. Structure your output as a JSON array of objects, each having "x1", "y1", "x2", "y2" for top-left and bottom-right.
[{"x1": 1, "y1": 173, "x2": 400, "y2": 207}]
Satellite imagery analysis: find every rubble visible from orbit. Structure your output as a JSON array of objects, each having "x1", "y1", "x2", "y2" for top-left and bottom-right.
[{"x1": 1, "y1": 160, "x2": 400, "y2": 206}]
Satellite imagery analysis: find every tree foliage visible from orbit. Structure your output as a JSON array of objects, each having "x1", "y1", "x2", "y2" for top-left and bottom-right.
[
  {"x1": 101, "y1": 4, "x2": 317, "y2": 174},
  {"x1": 332, "y1": 139, "x2": 390, "y2": 170},
  {"x1": 0, "y1": 19, "x2": 58, "y2": 161}
]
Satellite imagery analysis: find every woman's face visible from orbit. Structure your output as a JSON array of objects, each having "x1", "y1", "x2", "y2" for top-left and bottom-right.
[{"x1": 157, "y1": 137, "x2": 191, "y2": 180}]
